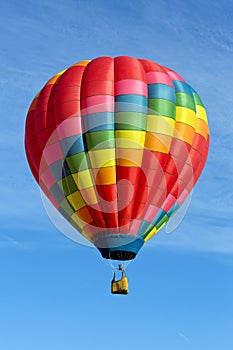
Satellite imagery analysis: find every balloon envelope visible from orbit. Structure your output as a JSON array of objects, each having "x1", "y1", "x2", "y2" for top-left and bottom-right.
[{"x1": 25, "y1": 56, "x2": 209, "y2": 260}]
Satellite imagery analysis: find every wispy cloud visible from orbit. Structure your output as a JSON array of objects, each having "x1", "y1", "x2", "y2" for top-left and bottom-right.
[
  {"x1": 0, "y1": 234, "x2": 27, "y2": 249},
  {"x1": 179, "y1": 332, "x2": 192, "y2": 344},
  {"x1": 178, "y1": 332, "x2": 201, "y2": 350},
  {"x1": 147, "y1": 223, "x2": 233, "y2": 255}
]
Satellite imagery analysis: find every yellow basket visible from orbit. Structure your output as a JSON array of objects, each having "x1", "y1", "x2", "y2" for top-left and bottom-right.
[{"x1": 111, "y1": 275, "x2": 129, "y2": 295}]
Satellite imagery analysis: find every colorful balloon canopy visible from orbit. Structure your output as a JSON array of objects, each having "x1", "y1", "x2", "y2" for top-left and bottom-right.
[{"x1": 25, "y1": 56, "x2": 209, "y2": 260}]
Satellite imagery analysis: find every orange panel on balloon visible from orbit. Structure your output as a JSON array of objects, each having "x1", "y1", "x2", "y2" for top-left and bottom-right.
[{"x1": 145, "y1": 133, "x2": 171, "y2": 153}]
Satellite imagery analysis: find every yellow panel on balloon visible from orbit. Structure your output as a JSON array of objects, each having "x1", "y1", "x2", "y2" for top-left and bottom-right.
[
  {"x1": 89, "y1": 149, "x2": 116, "y2": 168},
  {"x1": 176, "y1": 107, "x2": 196, "y2": 128},
  {"x1": 116, "y1": 149, "x2": 144, "y2": 167},
  {"x1": 196, "y1": 105, "x2": 208, "y2": 123},
  {"x1": 80, "y1": 187, "x2": 98, "y2": 205},
  {"x1": 144, "y1": 226, "x2": 157, "y2": 242},
  {"x1": 72, "y1": 170, "x2": 94, "y2": 189},
  {"x1": 67, "y1": 191, "x2": 86, "y2": 211},
  {"x1": 195, "y1": 118, "x2": 209, "y2": 139},
  {"x1": 116, "y1": 130, "x2": 146, "y2": 149},
  {"x1": 147, "y1": 115, "x2": 175, "y2": 136}
]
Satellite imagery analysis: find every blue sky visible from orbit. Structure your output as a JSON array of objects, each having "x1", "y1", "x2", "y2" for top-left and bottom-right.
[{"x1": 1, "y1": 0, "x2": 233, "y2": 349}]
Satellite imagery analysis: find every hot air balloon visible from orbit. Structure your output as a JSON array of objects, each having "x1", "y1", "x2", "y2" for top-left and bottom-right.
[{"x1": 25, "y1": 56, "x2": 209, "y2": 294}]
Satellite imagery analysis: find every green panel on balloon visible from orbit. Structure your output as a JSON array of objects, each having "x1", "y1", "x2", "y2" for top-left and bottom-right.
[
  {"x1": 192, "y1": 92, "x2": 204, "y2": 107},
  {"x1": 58, "y1": 175, "x2": 78, "y2": 196},
  {"x1": 85, "y1": 130, "x2": 115, "y2": 150},
  {"x1": 156, "y1": 214, "x2": 169, "y2": 229},
  {"x1": 60, "y1": 198, "x2": 75, "y2": 216},
  {"x1": 175, "y1": 92, "x2": 196, "y2": 111},
  {"x1": 65, "y1": 153, "x2": 89, "y2": 173},
  {"x1": 141, "y1": 224, "x2": 155, "y2": 239},
  {"x1": 148, "y1": 99, "x2": 176, "y2": 119},
  {"x1": 115, "y1": 112, "x2": 147, "y2": 131}
]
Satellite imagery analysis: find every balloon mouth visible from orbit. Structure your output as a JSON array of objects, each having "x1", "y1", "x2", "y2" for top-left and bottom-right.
[
  {"x1": 94, "y1": 234, "x2": 144, "y2": 260},
  {"x1": 98, "y1": 249, "x2": 137, "y2": 261}
]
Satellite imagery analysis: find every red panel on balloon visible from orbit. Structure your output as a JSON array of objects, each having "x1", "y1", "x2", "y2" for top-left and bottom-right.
[
  {"x1": 96, "y1": 184, "x2": 117, "y2": 201},
  {"x1": 169, "y1": 139, "x2": 191, "y2": 162},
  {"x1": 114, "y1": 56, "x2": 147, "y2": 82},
  {"x1": 138, "y1": 59, "x2": 166, "y2": 73},
  {"x1": 56, "y1": 66, "x2": 85, "y2": 88}
]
